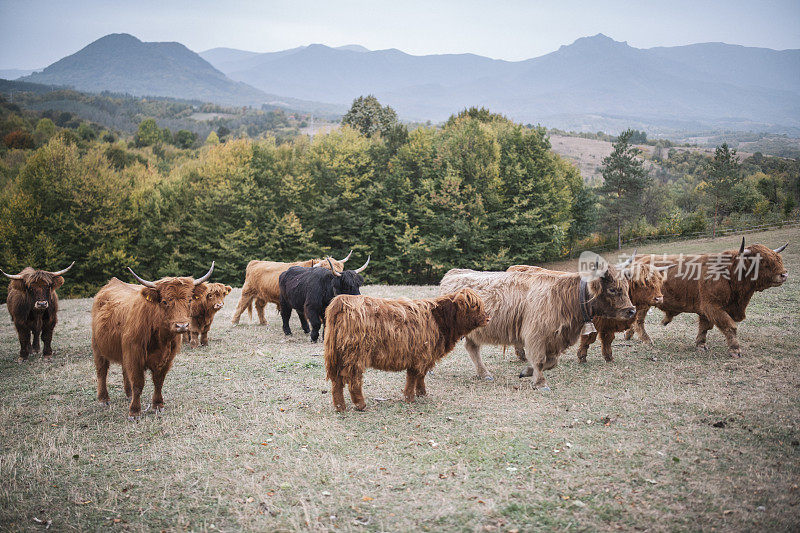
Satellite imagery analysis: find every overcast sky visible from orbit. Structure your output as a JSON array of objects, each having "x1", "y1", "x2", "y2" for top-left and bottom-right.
[{"x1": 1, "y1": 0, "x2": 799, "y2": 69}]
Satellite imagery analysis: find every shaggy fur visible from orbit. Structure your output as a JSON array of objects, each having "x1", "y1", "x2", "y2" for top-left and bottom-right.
[
  {"x1": 324, "y1": 289, "x2": 490, "y2": 412},
  {"x1": 577, "y1": 262, "x2": 669, "y2": 362},
  {"x1": 439, "y1": 266, "x2": 635, "y2": 387},
  {"x1": 184, "y1": 282, "x2": 232, "y2": 348},
  {"x1": 279, "y1": 266, "x2": 364, "y2": 342},
  {"x1": 231, "y1": 258, "x2": 344, "y2": 326},
  {"x1": 5, "y1": 268, "x2": 65, "y2": 361},
  {"x1": 92, "y1": 276, "x2": 205, "y2": 418},
  {"x1": 632, "y1": 241, "x2": 788, "y2": 357}
]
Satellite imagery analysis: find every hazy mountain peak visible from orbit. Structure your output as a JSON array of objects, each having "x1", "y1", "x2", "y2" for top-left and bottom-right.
[
  {"x1": 561, "y1": 33, "x2": 629, "y2": 51},
  {"x1": 336, "y1": 44, "x2": 369, "y2": 52}
]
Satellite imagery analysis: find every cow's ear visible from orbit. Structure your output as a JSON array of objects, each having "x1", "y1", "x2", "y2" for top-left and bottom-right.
[
  {"x1": 10, "y1": 279, "x2": 25, "y2": 292},
  {"x1": 225, "y1": 285, "x2": 232, "y2": 295},
  {"x1": 192, "y1": 284, "x2": 207, "y2": 300},
  {"x1": 52, "y1": 276, "x2": 65, "y2": 290},
  {"x1": 140, "y1": 287, "x2": 159, "y2": 303}
]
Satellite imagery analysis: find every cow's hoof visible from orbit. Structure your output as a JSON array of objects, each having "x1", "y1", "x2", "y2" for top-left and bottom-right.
[
  {"x1": 127, "y1": 413, "x2": 141, "y2": 422},
  {"x1": 42, "y1": 355, "x2": 53, "y2": 362},
  {"x1": 478, "y1": 374, "x2": 494, "y2": 381},
  {"x1": 98, "y1": 399, "x2": 110, "y2": 406},
  {"x1": 696, "y1": 343, "x2": 708, "y2": 352},
  {"x1": 17, "y1": 356, "x2": 26, "y2": 364},
  {"x1": 604, "y1": 357, "x2": 615, "y2": 363},
  {"x1": 578, "y1": 357, "x2": 587, "y2": 364},
  {"x1": 152, "y1": 403, "x2": 165, "y2": 414},
  {"x1": 334, "y1": 406, "x2": 346, "y2": 413},
  {"x1": 729, "y1": 350, "x2": 741, "y2": 358},
  {"x1": 283, "y1": 332, "x2": 292, "y2": 336},
  {"x1": 354, "y1": 403, "x2": 367, "y2": 411}
]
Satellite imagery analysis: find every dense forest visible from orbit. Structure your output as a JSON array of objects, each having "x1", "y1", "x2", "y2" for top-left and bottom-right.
[{"x1": 1, "y1": 92, "x2": 798, "y2": 299}]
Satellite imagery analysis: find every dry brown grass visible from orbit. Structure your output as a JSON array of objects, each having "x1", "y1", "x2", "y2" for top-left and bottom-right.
[{"x1": 1, "y1": 227, "x2": 799, "y2": 531}]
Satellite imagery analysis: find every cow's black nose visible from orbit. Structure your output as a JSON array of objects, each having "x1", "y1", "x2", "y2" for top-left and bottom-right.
[
  {"x1": 626, "y1": 307, "x2": 636, "y2": 318},
  {"x1": 35, "y1": 301, "x2": 48, "y2": 309}
]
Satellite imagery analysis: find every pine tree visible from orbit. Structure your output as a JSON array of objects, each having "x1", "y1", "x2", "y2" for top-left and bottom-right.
[
  {"x1": 598, "y1": 129, "x2": 651, "y2": 249},
  {"x1": 705, "y1": 143, "x2": 741, "y2": 237}
]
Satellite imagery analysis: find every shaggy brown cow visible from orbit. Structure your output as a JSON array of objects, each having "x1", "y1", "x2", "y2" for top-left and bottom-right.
[
  {"x1": 91, "y1": 263, "x2": 214, "y2": 419},
  {"x1": 231, "y1": 251, "x2": 351, "y2": 325},
  {"x1": 632, "y1": 238, "x2": 788, "y2": 357},
  {"x1": 3, "y1": 262, "x2": 74, "y2": 362},
  {"x1": 184, "y1": 282, "x2": 232, "y2": 348},
  {"x1": 324, "y1": 288, "x2": 490, "y2": 412},
  {"x1": 440, "y1": 260, "x2": 635, "y2": 388},
  {"x1": 577, "y1": 261, "x2": 674, "y2": 362}
]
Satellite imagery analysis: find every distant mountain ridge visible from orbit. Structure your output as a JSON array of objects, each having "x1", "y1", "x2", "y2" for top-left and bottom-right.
[
  {"x1": 203, "y1": 34, "x2": 800, "y2": 132},
  {"x1": 14, "y1": 33, "x2": 800, "y2": 133}
]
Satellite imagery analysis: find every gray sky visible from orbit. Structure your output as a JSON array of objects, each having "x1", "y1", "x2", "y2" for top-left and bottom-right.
[{"x1": 1, "y1": 0, "x2": 799, "y2": 69}]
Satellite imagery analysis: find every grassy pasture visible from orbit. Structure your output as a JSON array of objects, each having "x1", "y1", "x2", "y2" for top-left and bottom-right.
[{"x1": 1, "y1": 227, "x2": 798, "y2": 532}]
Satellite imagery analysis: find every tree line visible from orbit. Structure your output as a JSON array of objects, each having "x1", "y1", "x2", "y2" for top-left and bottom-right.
[{"x1": 1, "y1": 93, "x2": 797, "y2": 300}]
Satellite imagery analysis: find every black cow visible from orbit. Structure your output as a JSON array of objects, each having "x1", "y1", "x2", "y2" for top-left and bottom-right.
[
  {"x1": 3, "y1": 262, "x2": 74, "y2": 362},
  {"x1": 279, "y1": 256, "x2": 370, "y2": 342}
]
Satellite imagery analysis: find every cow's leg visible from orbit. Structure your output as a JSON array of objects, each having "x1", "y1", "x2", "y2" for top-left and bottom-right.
[
  {"x1": 695, "y1": 314, "x2": 713, "y2": 352},
  {"x1": 307, "y1": 307, "x2": 323, "y2": 343},
  {"x1": 702, "y1": 306, "x2": 741, "y2": 357},
  {"x1": 661, "y1": 310, "x2": 679, "y2": 326},
  {"x1": 577, "y1": 331, "x2": 597, "y2": 363},
  {"x1": 464, "y1": 337, "x2": 493, "y2": 381},
  {"x1": 15, "y1": 324, "x2": 32, "y2": 362},
  {"x1": 599, "y1": 329, "x2": 616, "y2": 362},
  {"x1": 231, "y1": 291, "x2": 252, "y2": 325},
  {"x1": 40, "y1": 321, "x2": 55, "y2": 358},
  {"x1": 627, "y1": 307, "x2": 652, "y2": 344},
  {"x1": 415, "y1": 371, "x2": 427, "y2": 397},
  {"x1": 200, "y1": 327, "x2": 209, "y2": 347},
  {"x1": 514, "y1": 343, "x2": 526, "y2": 361},
  {"x1": 522, "y1": 339, "x2": 548, "y2": 389},
  {"x1": 348, "y1": 371, "x2": 367, "y2": 411},
  {"x1": 151, "y1": 368, "x2": 167, "y2": 413},
  {"x1": 94, "y1": 346, "x2": 110, "y2": 405},
  {"x1": 255, "y1": 298, "x2": 268, "y2": 325},
  {"x1": 332, "y1": 375, "x2": 346, "y2": 412},
  {"x1": 31, "y1": 327, "x2": 41, "y2": 353},
  {"x1": 125, "y1": 359, "x2": 146, "y2": 419},
  {"x1": 122, "y1": 367, "x2": 131, "y2": 399},
  {"x1": 280, "y1": 297, "x2": 293, "y2": 336},
  {"x1": 404, "y1": 368, "x2": 419, "y2": 402},
  {"x1": 297, "y1": 308, "x2": 310, "y2": 334}
]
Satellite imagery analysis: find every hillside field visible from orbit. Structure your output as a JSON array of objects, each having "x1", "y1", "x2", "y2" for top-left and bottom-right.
[{"x1": 1, "y1": 226, "x2": 798, "y2": 531}]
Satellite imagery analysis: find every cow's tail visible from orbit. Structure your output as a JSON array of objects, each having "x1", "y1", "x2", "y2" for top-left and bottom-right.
[
  {"x1": 324, "y1": 297, "x2": 345, "y2": 383},
  {"x1": 246, "y1": 298, "x2": 253, "y2": 320}
]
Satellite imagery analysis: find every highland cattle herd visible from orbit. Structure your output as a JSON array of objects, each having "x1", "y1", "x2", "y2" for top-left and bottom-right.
[{"x1": 1, "y1": 237, "x2": 790, "y2": 418}]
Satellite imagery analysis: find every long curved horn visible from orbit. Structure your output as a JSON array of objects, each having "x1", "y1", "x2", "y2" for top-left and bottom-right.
[
  {"x1": 194, "y1": 261, "x2": 215, "y2": 285},
  {"x1": 327, "y1": 257, "x2": 342, "y2": 277},
  {"x1": 49, "y1": 261, "x2": 75, "y2": 276},
  {"x1": 354, "y1": 255, "x2": 370, "y2": 274},
  {"x1": 127, "y1": 267, "x2": 156, "y2": 288},
  {"x1": 1, "y1": 268, "x2": 24, "y2": 280},
  {"x1": 774, "y1": 243, "x2": 788, "y2": 253},
  {"x1": 738, "y1": 237, "x2": 745, "y2": 255},
  {"x1": 338, "y1": 250, "x2": 353, "y2": 263},
  {"x1": 616, "y1": 248, "x2": 637, "y2": 269}
]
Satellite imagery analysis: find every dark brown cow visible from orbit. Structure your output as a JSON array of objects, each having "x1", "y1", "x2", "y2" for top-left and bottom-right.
[
  {"x1": 577, "y1": 261, "x2": 674, "y2": 362},
  {"x1": 632, "y1": 238, "x2": 788, "y2": 357},
  {"x1": 184, "y1": 282, "x2": 232, "y2": 348},
  {"x1": 324, "y1": 289, "x2": 490, "y2": 412},
  {"x1": 231, "y1": 251, "x2": 351, "y2": 325},
  {"x1": 91, "y1": 263, "x2": 214, "y2": 419},
  {"x1": 3, "y1": 262, "x2": 74, "y2": 362}
]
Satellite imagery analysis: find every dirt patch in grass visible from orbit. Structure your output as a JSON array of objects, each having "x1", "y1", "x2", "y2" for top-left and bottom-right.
[{"x1": 1, "y1": 227, "x2": 799, "y2": 531}]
